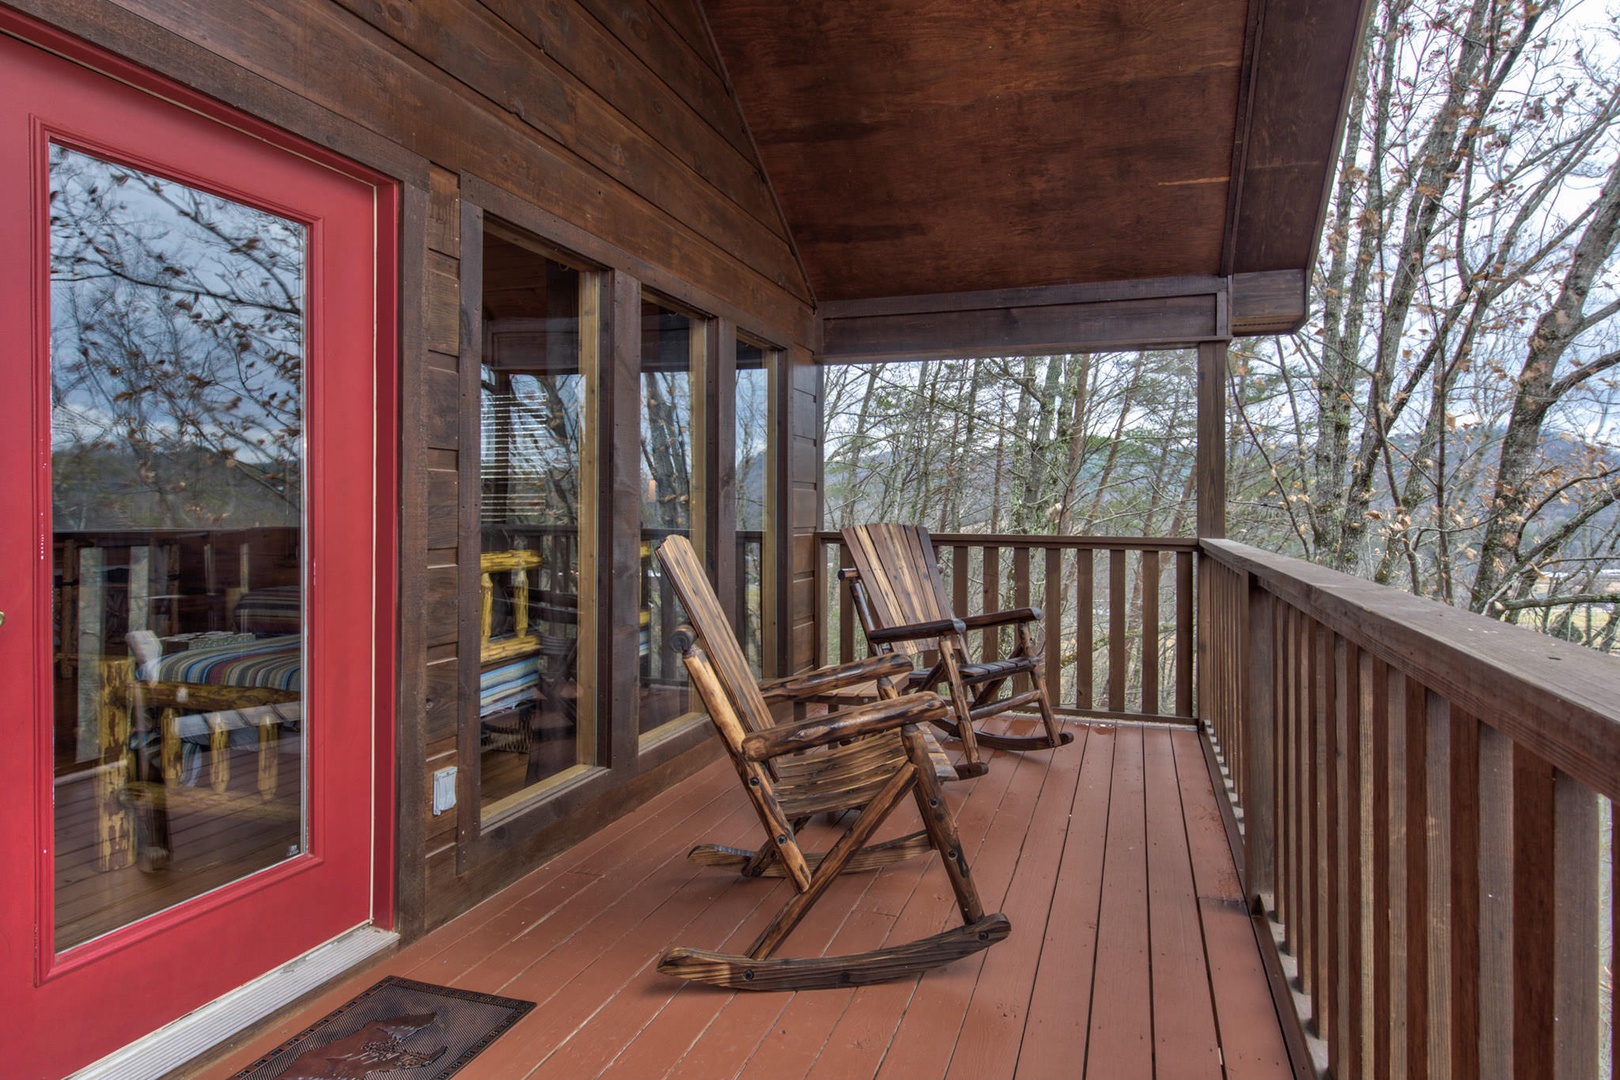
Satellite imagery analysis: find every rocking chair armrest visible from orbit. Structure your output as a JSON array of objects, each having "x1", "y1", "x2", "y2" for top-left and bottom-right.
[
  {"x1": 862, "y1": 616, "x2": 968, "y2": 644},
  {"x1": 758, "y1": 653, "x2": 916, "y2": 704},
  {"x1": 958, "y1": 606, "x2": 1043, "y2": 631},
  {"x1": 742, "y1": 693, "x2": 948, "y2": 762}
]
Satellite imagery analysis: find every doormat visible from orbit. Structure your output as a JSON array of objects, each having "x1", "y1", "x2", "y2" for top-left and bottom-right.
[{"x1": 230, "y1": 975, "x2": 535, "y2": 1080}]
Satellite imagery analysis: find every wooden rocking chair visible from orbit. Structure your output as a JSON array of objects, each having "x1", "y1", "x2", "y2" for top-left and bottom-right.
[
  {"x1": 841, "y1": 523, "x2": 1073, "y2": 778},
  {"x1": 654, "y1": 534, "x2": 1010, "y2": 990}
]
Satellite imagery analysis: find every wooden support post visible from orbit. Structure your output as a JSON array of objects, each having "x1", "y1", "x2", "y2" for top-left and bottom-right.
[
  {"x1": 1245, "y1": 576, "x2": 1275, "y2": 912},
  {"x1": 1197, "y1": 339, "x2": 1228, "y2": 541}
]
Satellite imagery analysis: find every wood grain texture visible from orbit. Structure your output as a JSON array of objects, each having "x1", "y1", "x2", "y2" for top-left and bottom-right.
[
  {"x1": 103, "y1": 0, "x2": 810, "y2": 322},
  {"x1": 704, "y1": 0, "x2": 1246, "y2": 300}
]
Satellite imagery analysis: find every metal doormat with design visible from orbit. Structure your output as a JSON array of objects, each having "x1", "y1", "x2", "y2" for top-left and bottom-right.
[{"x1": 230, "y1": 976, "x2": 535, "y2": 1080}]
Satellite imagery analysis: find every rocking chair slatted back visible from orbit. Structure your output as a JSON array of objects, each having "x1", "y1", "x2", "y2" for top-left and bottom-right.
[
  {"x1": 655, "y1": 535, "x2": 777, "y2": 745},
  {"x1": 843, "y1": 522, "x2": 953, "y2": 656},
  {"x1": 841, "y1": 523, "x2": 1073, "y2": 775}
]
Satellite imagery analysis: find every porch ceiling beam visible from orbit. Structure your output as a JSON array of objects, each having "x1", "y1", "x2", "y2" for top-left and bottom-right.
[{"x1": 816, "y1": 269, "x2": 1303, "y2": 363}]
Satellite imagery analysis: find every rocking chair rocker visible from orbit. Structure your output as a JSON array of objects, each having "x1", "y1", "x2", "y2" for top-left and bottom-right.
[
  {"x1": 654, "y1": 534, "x2": 1010, "y2": 991},
  {"x1": 841, "y1": 523, "x2": 1073, "y2": 778}
]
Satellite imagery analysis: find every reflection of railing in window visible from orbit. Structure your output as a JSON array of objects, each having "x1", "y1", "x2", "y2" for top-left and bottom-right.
[{"x1": 640, "y1": 527, "x2": 687, "y2": 687}]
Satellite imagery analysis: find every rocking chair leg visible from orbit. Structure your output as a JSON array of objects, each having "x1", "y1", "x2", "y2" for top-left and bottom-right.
[
  {"x1": 938, "y1": 643, "x2": 985, "y2": 771},
  {"x1": 1026, "y1": 655, "x2": 1066, "y2": 749},
  {"x1": 748, "y1": 763, "x2": 918, "y2": 960},
  {"x1": 903, "y1": 726, "x2": 986, "y2": 924},
  {"x1": 740, "y1": 816, "x2": 813, "y2": 877}
]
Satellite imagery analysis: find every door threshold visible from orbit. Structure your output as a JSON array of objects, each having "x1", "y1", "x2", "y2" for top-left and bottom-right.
[{"x1": 69, "y1": 924, "x2": 398, "y2": 1080}]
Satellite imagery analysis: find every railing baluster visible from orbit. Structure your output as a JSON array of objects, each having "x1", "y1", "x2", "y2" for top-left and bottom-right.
[
  {"x1": 1176, "y1": 550, "x2": 1193, "y2": 718},
  {"x1": 1385, "y1": 667, "x2": 1411, "y2": 1080},
  {"x1": 838, "y1": 541, "x2": 854, "y2": 664},
  {"x1": 1044, "y1": 547, "x2": 1062, "y2": 709},
  {"x1": 1448, "y1": 708, "x2": 1482, "y2": 1080},
  {"x1": 952, "y1": 544, "x2": 968, "y2": 632},
  {"x1": 983, "y1": 545, "x2": 1000, "y2": 665},
  {"x1": 814, "y1": 538, "x2": 829, "y2": 669},
  {"x1": 1477, "y1": 724, "x2": 1514, "y2": 1078},
  {"x1": 1141, "y1": 549, "x2": 1160, "y2": 717},
  {"x1": 1279, "y1": 604, "x2": 1296, "y2": 958},
  {"x1": 1507, "y1": 744, "x2": 1555, "y2": 1078},
  {"x1": 1553, "y1": 769, "x2": 1600, "y2": 1078},
  {"x1": 1077, "y1": 548, "x2": 1094, "y2": 712},
  {"x1": 1014, "y1": 546, "x2": 1030, "y2": 694},
  {"x1": 1365, "y1": 652, "x2": 1388, "y2": 1077},
  {"x1": 1334, "y1": 637, "x2": 1362, "y2": 1080},
  {"x1": 1109, "y1": 548, "x2": 1126, "y2": 713},
  {"x1": 1310, "y1": 618, "x2": 1330, "y2": 1021},
  {"x1": 1402, "y1": 675, "x2": 1429, "y2": 1080}
]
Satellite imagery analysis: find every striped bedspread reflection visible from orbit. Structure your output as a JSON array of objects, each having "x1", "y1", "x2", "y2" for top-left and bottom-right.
[
  {"x1": 148, "y1": 633, "x2": 548, "y2": 712},
  {"x1": 152, "y1": 635, "x2": 303, "y2": 692}
]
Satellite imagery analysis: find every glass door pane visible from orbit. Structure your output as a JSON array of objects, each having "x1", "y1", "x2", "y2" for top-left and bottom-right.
[
  {"x1": 478, "y1": 231, "x2": 588, "y2": 810},
  {"x1": 49, "y1": 145, "x2": 306, "y2": 950}
]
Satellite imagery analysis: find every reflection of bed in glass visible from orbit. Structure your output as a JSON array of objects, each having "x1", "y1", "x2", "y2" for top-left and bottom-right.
[
  {"x1": 98, "y1": 594, "x2": 304, "y2": 874},
  {"x1": 477, "y1": 550, "x2": 580, "y2": 801}
]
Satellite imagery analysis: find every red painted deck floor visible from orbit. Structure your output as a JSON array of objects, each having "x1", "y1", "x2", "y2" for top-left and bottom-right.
[{"x1": 180, "y1": 722, "x2": 1297, "y2": 1080}]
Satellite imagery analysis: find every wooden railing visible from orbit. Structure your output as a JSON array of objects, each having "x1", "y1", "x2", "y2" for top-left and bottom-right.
[
  {"x1": 814, "y1": 532, "x2": 1198, "y2": 723},
  {"x1": 1202, "y1": 538, "x2": 1617, "y2": 1080}
]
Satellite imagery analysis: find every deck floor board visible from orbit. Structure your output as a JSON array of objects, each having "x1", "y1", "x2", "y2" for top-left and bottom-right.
[{"x1": 181, "y1": 722, "x2": 1296, "y2": 1080}]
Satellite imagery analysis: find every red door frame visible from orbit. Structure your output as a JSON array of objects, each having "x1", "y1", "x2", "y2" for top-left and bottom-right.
[{"x1": 0, "y1": 13, "x2": 397, "y2": 1076}]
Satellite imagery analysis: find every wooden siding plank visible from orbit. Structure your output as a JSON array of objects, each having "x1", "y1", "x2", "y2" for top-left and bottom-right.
[
  {"x1": 576, "y1": 0, "x2": 751, "y2": 153},
  {"x1": 112, "y1": 0, "x2": 809, "y2": 327},
  {"x1": 326, "y1": 0, "x2": 800, "y2": 285},
  {"x1": 481, "y1": 0, "x2": 780, "y2": 226}
]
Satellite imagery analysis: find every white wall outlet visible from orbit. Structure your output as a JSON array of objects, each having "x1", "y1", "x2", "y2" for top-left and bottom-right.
[{"x1": 432, "y1": 766, "x2": 457, "y2": 815}]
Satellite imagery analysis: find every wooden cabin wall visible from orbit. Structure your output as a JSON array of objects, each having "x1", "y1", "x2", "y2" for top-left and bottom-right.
[{"x1": 6, "y1": 0, "x2": 820, "y2": 936}]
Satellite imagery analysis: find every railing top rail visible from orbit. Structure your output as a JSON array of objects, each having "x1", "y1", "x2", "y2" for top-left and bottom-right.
[
  {"x1": 813, "y1": 531, "x2": 1199, "y2": 552},
  {"x1": 1202, "y1": 537, "x2": 1620, "y2": 802}
]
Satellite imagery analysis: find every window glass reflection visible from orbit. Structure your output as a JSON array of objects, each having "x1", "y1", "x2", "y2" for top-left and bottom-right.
[
  {"x1": 640, "y1": 301, "x2": 699, "y2": 734},
  {"x1": 478, "y1": 233, "x2": 586, "y2": 809}
]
